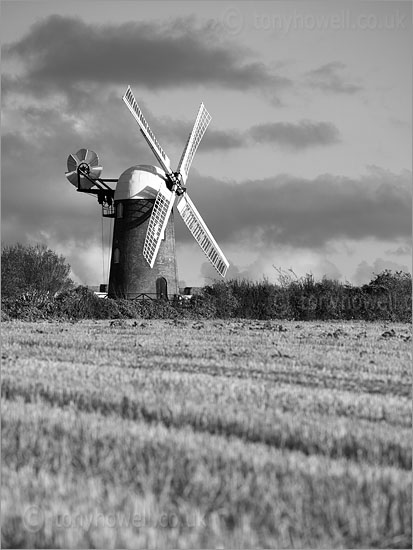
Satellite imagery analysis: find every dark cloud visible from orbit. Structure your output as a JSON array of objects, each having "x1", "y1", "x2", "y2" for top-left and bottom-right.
[
  {"x1": 0, "y1": 94, "x2": 152, "y2": 250},
  {"x1": 199, "y1": 129, "x2": 246, "y2": 151},
  {"x1": 249, "y1": 120, "x2": 340, "y2": 149},
  {"x1": 306, "y1": 62, "x2": 362, "y2": 94},
  {"x1": 175, "y1": 168, "x2": 412, "y2": 248},
  {"x1": 3, "y1": 14, "x2": 288, "y2": 95},
  {"x1": 156, "y1": 118, "x2": 245, "y2": 152},
  {"x1": 159, "y1": 117, "x2": 340, "y2": 152}
]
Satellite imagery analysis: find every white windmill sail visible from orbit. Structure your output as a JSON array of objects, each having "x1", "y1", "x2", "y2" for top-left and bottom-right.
[
  {"x1": 177, "y1": 194, "x2": 229, "y2": 278},
  {"x1": 143, "y1": 185, "x2": 176, "y2": 268},
  {"x1": 122, "y1": 86, "x2": 172, "y2": 174},
  {"x1": 177, "y1": 103, "x2": 211, "y2": 185}
]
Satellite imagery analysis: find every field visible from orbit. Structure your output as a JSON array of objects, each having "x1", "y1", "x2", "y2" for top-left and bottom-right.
[{"x1": 1, "y1": 318, "x2": 412, "y2": 549}]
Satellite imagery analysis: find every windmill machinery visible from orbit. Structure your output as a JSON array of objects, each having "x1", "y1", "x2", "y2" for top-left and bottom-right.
[
  {"x1": 65, "y1": 86, "x2": 229, "y2": 300},
  {"x1": 65, "y1": 148, "x2": 119, "y2": 215}
]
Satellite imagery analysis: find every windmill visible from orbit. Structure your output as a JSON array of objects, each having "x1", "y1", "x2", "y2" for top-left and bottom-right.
[{"x1": 65, "y1": 86, "x2": 229, "y2": 299}]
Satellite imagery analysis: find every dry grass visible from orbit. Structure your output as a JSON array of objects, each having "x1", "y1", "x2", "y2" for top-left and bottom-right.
[{"x1": 1, "y1": 319, "x2": 412, "y2": 548}]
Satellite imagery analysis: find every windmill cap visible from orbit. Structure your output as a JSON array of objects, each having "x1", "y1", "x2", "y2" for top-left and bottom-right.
[{"x1": 115, "y1": 165, "x2": 167, "y2": 201}]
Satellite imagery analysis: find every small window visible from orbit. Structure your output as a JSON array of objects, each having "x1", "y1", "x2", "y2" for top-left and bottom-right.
[
  {"x1": 116, "y1": 202, "x2": 124, "y2": 219},
  {"x1": 114, "y1": 248, "x2": 120, "y2": 264}
]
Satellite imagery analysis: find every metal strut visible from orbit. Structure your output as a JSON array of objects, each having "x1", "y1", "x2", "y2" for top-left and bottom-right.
[{"x1": 76, "y1": 167, "x2": 116, "y2": 217}]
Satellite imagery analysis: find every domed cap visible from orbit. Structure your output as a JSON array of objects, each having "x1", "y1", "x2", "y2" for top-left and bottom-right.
[{"x1": 115, "y1": 165, "x2": 167, "y2": 200}]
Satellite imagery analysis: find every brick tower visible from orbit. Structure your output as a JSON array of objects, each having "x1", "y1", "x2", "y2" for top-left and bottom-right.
[{"x1": 108, "y1": 165, "x2": 179, "y2": 299}]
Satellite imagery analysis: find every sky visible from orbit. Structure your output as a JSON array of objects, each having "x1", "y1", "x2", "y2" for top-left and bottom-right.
[{"x1": 1, "y1": 0, "x2": 411, "y2": 287}]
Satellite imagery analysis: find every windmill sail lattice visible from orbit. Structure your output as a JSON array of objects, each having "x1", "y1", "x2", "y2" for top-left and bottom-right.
[
  {"x1": 177, "y1": 103, "x2": 211, "y2": 185},
  {"x1": 143, "y1": 186, "x2": 176, "y2": 268},
  {"x1": 122, "y1": 86, "x2": 172, "y2": 174},
  {"x1": 177, "y1": 195, "x2": 229, "y2": 277}
]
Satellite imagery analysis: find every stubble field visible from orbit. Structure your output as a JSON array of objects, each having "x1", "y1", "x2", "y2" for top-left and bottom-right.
[{"x1": 1, "y1": 319, "x2": 412, "y2": 549}]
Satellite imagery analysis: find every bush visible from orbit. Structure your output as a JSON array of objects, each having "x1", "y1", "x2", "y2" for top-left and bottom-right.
[
  {"x1": 53, "y1": 287, "x2": 119, "y2": 319},
  {"x1": 361, "y1": 270, "x2": 412, "y2": 322},
  {"x1": 1, "y1": 243, "x2": 73, "y2": 301},
  {"x1": 1, "y1": 295, "x2": 49, "y2": 321},
  {"x1": 203, "y1": 282, "x2": 239, "y2": 318}
]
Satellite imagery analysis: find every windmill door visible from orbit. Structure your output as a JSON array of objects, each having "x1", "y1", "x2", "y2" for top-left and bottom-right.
[{"x1": 156, "y1": 277, "x2": 168, "y2": 300}]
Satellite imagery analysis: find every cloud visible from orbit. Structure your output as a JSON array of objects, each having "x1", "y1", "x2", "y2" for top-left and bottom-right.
[
  {"x1": 196, "y1": 129, "x2": 246, "y2": 151},
  {"x1": 385, "y1": 243, "x2": 412, "y2": 256},
  {"x1": 159, "y1": 117, "x2": 340, "y2": 151},
  {"x1": 89, "y1": 98, "x2": 338, "y2": 153},
  {"x1": 3, "y1": 91, "x2": 410, "y2": 259},
  {"x1": 199, "y1": 251, "x2": 342, "y2": 286},
  {"x1": 177, "y1": 167, "x2": 411, "y2": 249},
  {"x1": 155, "y1": 118, "x2": 246, "y2": 152},
  {"x1": 249, "y1": 120, "x2": 340, "y2": 149},
  {"x1": 0, "y1": 96, "x2": 138, "y2": 249},
  {"x1": 3, "y1": 99, "x2": 410, "y2": 257},
  {"x1": 3, "y1": 14, "x2": 288, "y2": 96},
  {"x1": 352, "y1": 258, "x2": 411, "y2": 285},
  {"x1": 3, "y1": 109, "x2": 409, "y2": 286},
  {"x1": 306, "y1": 61, "x2": 362, "y2": 94}
]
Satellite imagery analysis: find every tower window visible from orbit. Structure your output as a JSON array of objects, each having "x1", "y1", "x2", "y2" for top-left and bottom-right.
[
  {"x1": 114, "y1": 248, "x2": 120, "y2": 264},
  {"x1": 116, "y1": 202, "x2": 124, "y2": 219}
]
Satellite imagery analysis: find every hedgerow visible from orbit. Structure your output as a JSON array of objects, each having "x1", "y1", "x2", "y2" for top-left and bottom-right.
[
  {"x1": 1, "y1": 243, "x2": 411, "y2": 321},
  {"x1": 2, "y1": 270, "x2": 411, "y2": 322}
]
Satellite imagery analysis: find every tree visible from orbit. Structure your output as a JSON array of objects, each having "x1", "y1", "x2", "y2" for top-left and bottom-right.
[{"x1": 1, "y1": 243, "x2": 73, "y2": 299}]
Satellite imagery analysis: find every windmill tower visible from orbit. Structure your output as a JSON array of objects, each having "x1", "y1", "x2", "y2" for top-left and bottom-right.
[{"x1": 65, "y1": 86, "x2": 229, "y2": 300}]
